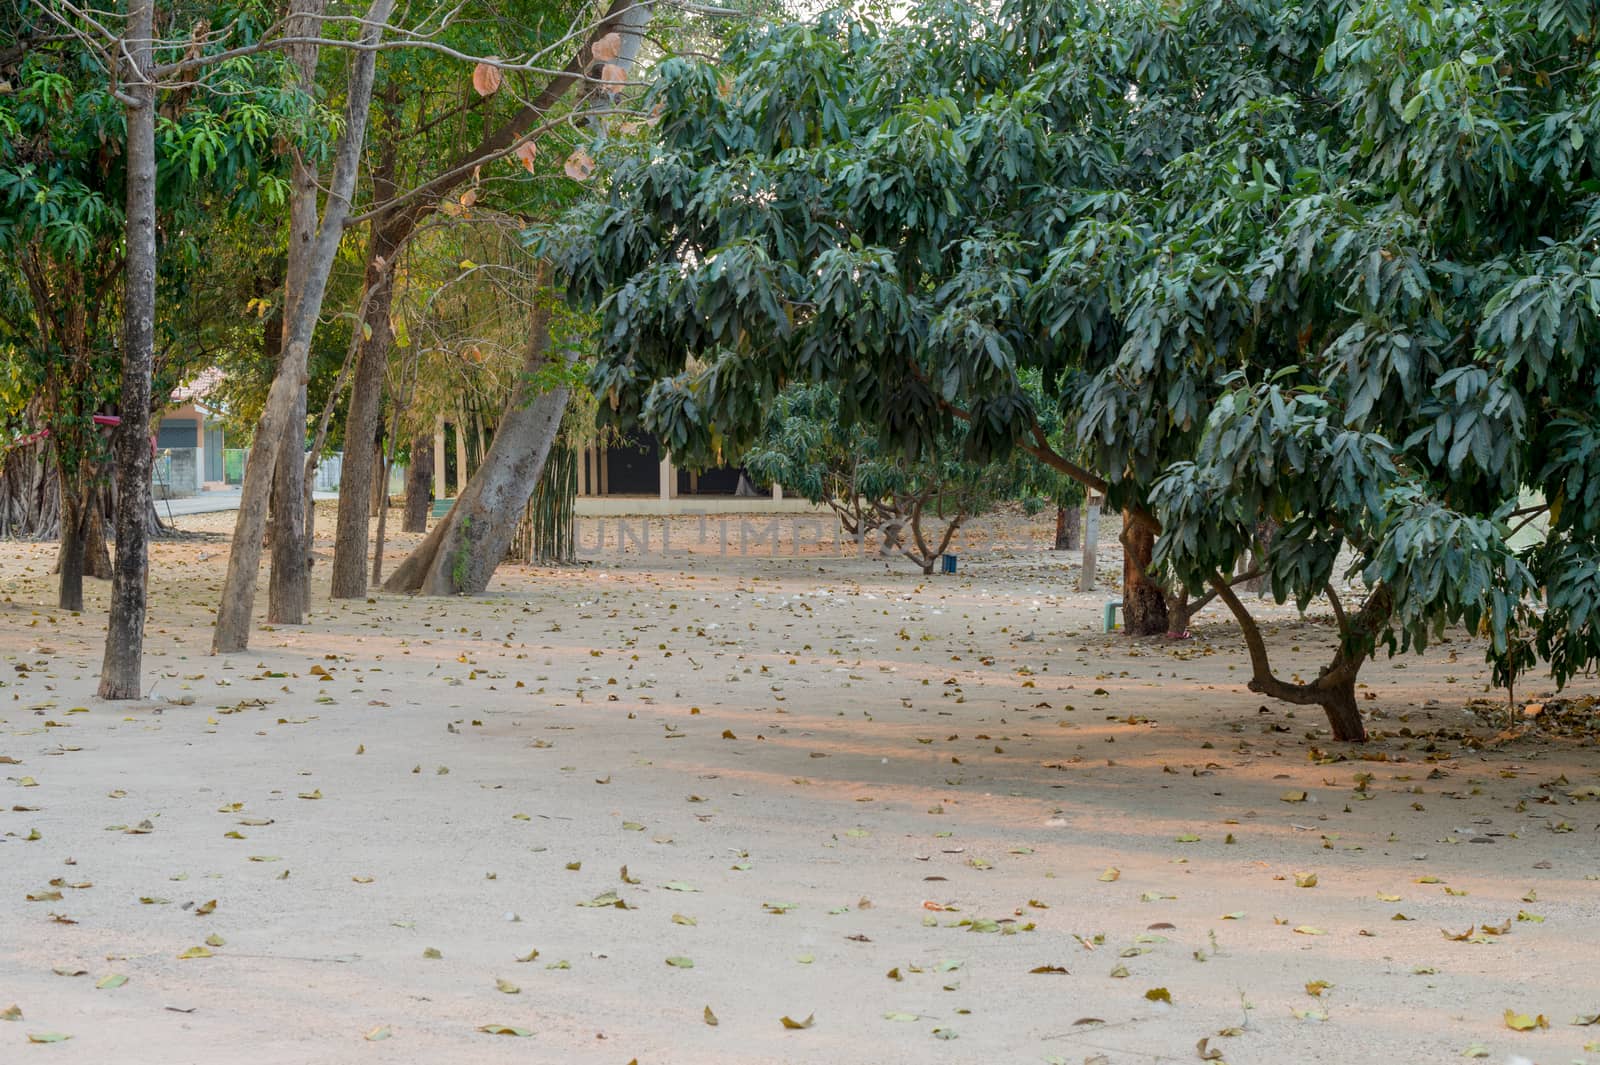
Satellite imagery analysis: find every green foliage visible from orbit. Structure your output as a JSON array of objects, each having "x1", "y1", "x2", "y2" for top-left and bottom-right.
[
  {"x1": 545, "y1": 0, "x2": 1600, "y2": 705},
  {"x1": 743, "y1": 382, "x2": 1042, "y2": 568},
  {"x1": 1, "y1": 1, "x2": 309, "y2": 472}
]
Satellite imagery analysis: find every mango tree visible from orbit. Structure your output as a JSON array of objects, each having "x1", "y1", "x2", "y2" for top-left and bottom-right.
[{"x1": 549, "y1": 0, "x2": 1600, "y2": 741}]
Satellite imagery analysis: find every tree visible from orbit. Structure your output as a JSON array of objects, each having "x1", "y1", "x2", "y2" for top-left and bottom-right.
[
  {"x1": 213, "y1": 0, "x2": 395, "y2": 653},
  {"x1": 743, "y1": 383, "x2": 1043, "y2": 573},
  {"x1": 98, "y1": 0, "x2": 158, "y2": 697},
  {"x1": 550, "y1": 0, "x2": 1600, "y2": 742},
  {"x1": 328, "y1": 0, "x2": 654, "y2": 600},
  {"x1": 383, "y1": 299, "x2": 575, "y2": 593},
  {"x1": 2, "y1": 0, "x2": 298, "y2": 619}
]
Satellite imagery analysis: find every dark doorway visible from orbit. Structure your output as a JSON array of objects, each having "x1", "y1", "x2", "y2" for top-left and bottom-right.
[{"x1": 605, "y1": 432, "x2": 660, "y2": 494}]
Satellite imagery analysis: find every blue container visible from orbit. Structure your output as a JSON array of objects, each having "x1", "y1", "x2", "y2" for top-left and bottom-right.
[{"x1": 940, "y1": 553, "x2": 958, "y2": 574}]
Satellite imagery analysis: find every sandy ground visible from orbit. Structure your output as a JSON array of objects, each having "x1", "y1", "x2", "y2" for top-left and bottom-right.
[{"x1": 2, "y1": 507, "x2": 1599, "y2": 1065}]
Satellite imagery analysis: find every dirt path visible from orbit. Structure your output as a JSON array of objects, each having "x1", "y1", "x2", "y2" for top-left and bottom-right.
[{"x1": 2, "y1": 511, "x2": 1598, "y2": 1064}]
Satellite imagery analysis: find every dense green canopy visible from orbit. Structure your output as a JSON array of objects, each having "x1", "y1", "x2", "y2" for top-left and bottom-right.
[{"x1": 547, "y1": 0, "x2": 1600, "y2": 740}]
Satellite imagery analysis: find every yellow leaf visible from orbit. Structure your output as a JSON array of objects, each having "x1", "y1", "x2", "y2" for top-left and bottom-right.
[
  {"x1": 779, "y1": 1013, "x2": 815, "y2": 1030},
  {"x1": 704, "y1": 1005, "x2": 718, "y2": 1026},
  {"x1": 1144, "y1": 987, "x2": 1173, "y2": 1004},
  {"x1": 495, "y1": 978, "x2": 520, "y2": 994},
  {"x1": 177, "y1": 946, "x2": 211, "y2": 959},
  {"x1": 1503, "y1": 1009, "x2": 1547, "y2": 1031},
  {"x1": 1098, "y1": 867, "x2": 1120, "y2": 882},
  {"x1": 1294, "y1": 872, "x2": 1318, "y2": 888},
  {"x1": 1305, "y1": 980, "x2": 1332, "y2": 997},
  {"x1": 1293, "y1": 926, "x2": 1325, "y2": 936},
  {"x1": 364, "y1": 1026, "x2": 391, "y2": 1042},
  {"x1": 477, "y1": 1024, "x2": 532, "y2": 1036},
  {"x1": 1281, "y1": 791, "x2": 1308, "y2": 803}
]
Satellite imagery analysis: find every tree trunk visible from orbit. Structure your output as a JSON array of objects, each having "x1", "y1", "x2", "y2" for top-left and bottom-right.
[
  {"x1": 1317, "y1": 677, "x2": 1365, "y2": 743},
  {"x1": 213, "y1": 0, "x2": 395, "y2": 653},
  {"x1": 402, "y1": 432, "x2": 432, "y2": 532},
  {"x1": 267, "y1": 426, "x2": 309, "y2": 623},
  {"x1": 98, "y1": 1, "x2": 156, "y2": 698},
  {"x1": 385, "y1": 308, "x2": 569, "y2": 595},
  {"x1": 57, "y1": 478, "x2": 85, "y2": 612},
  {"x1": 84, "y1": 487, "x2": 112, "y2": 578},
  {"x1": 1208, "y1": 570, "x2": 1379, "y2": 743},
  {"x1": 1054, "y1": 504, "x2": 1079, "y2": 551},
  {"x1": 264, "y1": 16, "x2": 323, "y2": 627},
  {"x1": 328, "y1": 222, "x2": 400, "y2": 599},
  {"x1": 1120, "y1": 509, "x2": 1168, "y2": 636},
  {"x1": 369, "y1": 421, "x2": 386, "y2": 517}
]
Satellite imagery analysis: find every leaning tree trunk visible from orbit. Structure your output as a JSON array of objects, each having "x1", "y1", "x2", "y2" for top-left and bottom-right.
[
  {"x1": 401, "y1": 431, "x2": 433, "y2": 532},
  {"x1": 1120, "y1": 509, "x2": 1168, "y2": 636},
  {"x1": 385, "y1": 308, "x2": 570, "y2": 595},
  {"x1": 98, "y1": 0, "x2": 156, "y2": 698},
  {"x1": 212, "y1": 0, "x2": 394, "y2": 653}
]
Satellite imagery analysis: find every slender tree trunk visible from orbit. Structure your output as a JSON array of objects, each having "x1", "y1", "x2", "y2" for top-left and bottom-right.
[
  {"x1": 1120, "y1": 509, "x2": 1168, "y2": 636},
  {"x1": 84, "y1": 487, "x2": 112, "y2": 578},
  {"x1": 264, "y1": 12, "x2": 323, "y2": 624},
  {"x1": 57, "y1": 475, "x2": 85, "y2": 611},
  {"x1": 372, "y1": 461, "x2": 392, "y2": 586},
  {"x1": 268, "y1": 392, "x2": 309, "y2": 622},
  {"x1": 98, "y1": 1, "x2": 156, "y2": 697},
  {"x1": 402, "y1": 432, "x2": 432, "y2": 532},
  {"x1": 369, "y1": 422, "x2": 386, "y2": 517},
  {"x1": 213, "y1": 0, "x2": 395, "y2": 653},
  {"x1": 385, "y1": 308, "x2": 570, "y2": 594},
  {"x1": 328, "y1": 221, "x2": 401, "y2": 599}
]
